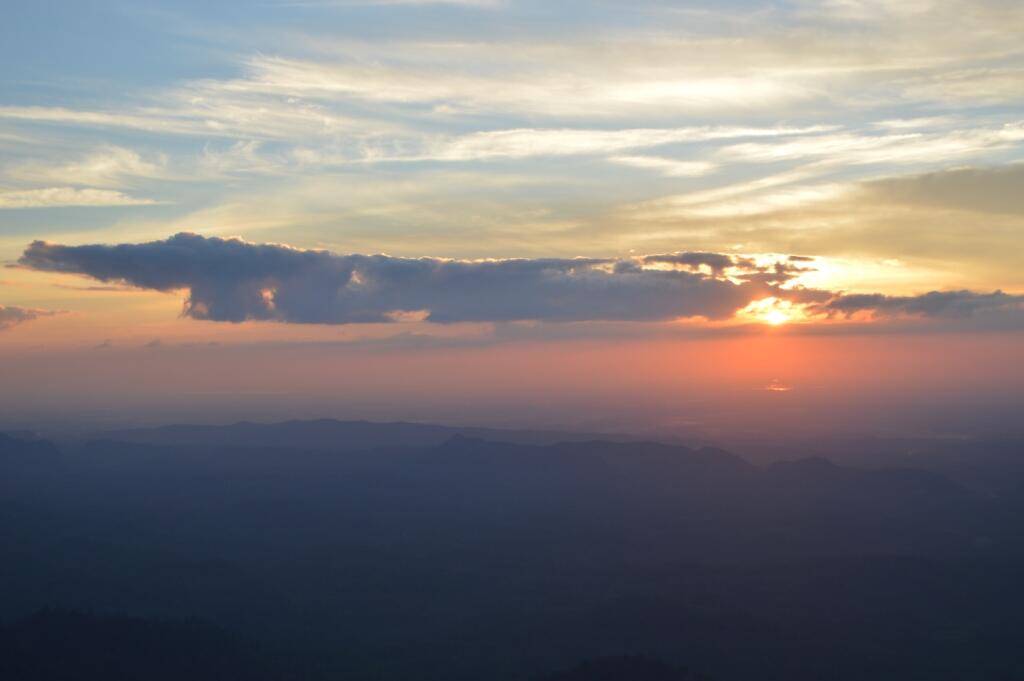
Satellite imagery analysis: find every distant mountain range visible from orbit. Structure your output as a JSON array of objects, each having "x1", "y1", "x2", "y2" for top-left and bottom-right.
[
  {"x1": 98, "y1": 418, "x2": 645, "y2": 451},
  {"x1": 2, "y1": 422, "x2": 1024, "y2": 680}
]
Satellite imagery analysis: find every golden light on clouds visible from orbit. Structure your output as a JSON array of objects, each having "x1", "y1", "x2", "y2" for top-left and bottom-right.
[{"x1": 0, "y1": 0, "x2": 1022, "y2": 376}]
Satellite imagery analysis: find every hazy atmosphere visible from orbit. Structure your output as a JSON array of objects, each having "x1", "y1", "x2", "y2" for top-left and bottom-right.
[
  {"x1": 2, "y1": 2, "x2": 1024, "y2": 680},
  {"x1": 4, "y1": 0, "x2": 1024, "y2": 436}
]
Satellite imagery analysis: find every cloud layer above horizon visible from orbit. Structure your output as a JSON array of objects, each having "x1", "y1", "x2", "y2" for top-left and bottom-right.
[
  {"x1": 1, "y1": 0, "x2": 1023, "y2": 292},
  {"x1": 2, "y1": 0, "x2": 1024, "y2": 358},
  {"x1": 18, "y1": 233, "x2": 1024, "y2": 328}
]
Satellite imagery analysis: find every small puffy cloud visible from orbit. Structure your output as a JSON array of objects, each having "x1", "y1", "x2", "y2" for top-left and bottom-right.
[
  {"x1": 644, "y1": 252, "x2": 814, "y2": 285},
  {"x1": 738, "y1": 259, "x2": 818, "y2": 286},
  {"x1": 644, "y1": 251, "x2": 750, "y2": 274},
  {"x1": 0, "y1": 305, "x2": 59, "y2": 330}
]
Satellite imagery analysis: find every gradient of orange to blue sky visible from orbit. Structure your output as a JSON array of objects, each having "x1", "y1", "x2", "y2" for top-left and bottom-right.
[{"x1": 1, "y1": 0, "x2": 1022, "y2": 435}]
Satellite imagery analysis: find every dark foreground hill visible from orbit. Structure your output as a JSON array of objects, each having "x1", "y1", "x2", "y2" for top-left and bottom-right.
[
  {"x1": 0, "y1": 610, "x2": 308, "y2": 681},
  {"x1": 2, "y1": 426, "x2": 1024, "y2": 680},
  {"x1": 0, "y1": 614, "x2": 699, "y2": 681}
]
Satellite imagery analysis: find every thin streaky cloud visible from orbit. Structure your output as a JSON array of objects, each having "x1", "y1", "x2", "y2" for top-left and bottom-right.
[
  {"x1": 279, "y1": 0, "x2": 502, "y2": 6},
  {"x1": 414, "y1": 126, "x2": 837, "y2": 162},
  {"x1": 609, "y1": 156, "x2": 718, "y2": 177},
  {"x1": 717, "y1": 124, "x2": 1024, "y2": 165},
  {"x1": 9, "y1": 147, "x2": 171, "y2": 189},
  {"x1": 0, "y1": 188, "x2": 162, "y2": 209}
]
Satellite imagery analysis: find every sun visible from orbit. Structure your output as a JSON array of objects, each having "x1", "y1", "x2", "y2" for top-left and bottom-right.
[
  {"x1": 740, "y1": 297, "x2": 804, "y2": 326},
  {"x1": 763, "y1": 309, "x2": 790, "y2": 326}
]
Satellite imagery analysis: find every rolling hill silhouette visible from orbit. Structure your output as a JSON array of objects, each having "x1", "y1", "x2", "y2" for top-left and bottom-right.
[{"x1": 2, "y1": 423, "x2": 1023, "y2": 680}]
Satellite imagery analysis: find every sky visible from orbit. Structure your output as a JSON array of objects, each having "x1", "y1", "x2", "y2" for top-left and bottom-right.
[{"x1": 1, "y1": 0, "x2": 1023, "y2": 433}]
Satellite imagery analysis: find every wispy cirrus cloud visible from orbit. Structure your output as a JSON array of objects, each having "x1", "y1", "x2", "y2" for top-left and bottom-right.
[
  {"x1": 0, "y1": 106, "x2": 219, "y2": 137},
  {"x1": 0, "y1": 97, "x2": 372, "y2": 142},
  {"x1": 609, "y1": 156, "x2": 718, "y2": 178},
  {"x1": 0, "y1": 187, "x2": 161, "y2": 209},
  {"x1": 410, "y1": 126, "x2": 830, "y2": 162},
  {"x1": 214, "y1": 53, "x2": 815, "y2": 119},
  {"x1": 1, "y1": 0, "x2": 1023, "y2": 298},
  {"x1": 280, "y1": 0, "x2": 503, "y2": 6},
  {"x1": 718, "y1": 124, "x2": 1024, "y2": 166},
  {"x1": 9, "y1": 146, "x2": 170, "y2": 188}
]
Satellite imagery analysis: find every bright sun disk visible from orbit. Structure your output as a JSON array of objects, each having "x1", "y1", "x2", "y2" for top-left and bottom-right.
[{"x1": 740, "y1": 297, "x2": 805, "y2": 326}]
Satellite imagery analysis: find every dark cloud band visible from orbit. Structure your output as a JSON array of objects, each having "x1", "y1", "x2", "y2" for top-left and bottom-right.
[
  {"x1": 19, "y1": 234, "x2": 769, "y2": 324},
  {"x1": 818, "y1": 290, "x2": 1024, "y2": 319},
  {"x1": 18, "y1": 234, "x2": 1022, "y2": 327}
]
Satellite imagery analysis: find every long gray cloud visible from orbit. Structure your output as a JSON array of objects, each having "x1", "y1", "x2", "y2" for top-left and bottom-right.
[
  {"x1": 818, "y1": 290, "x2": 1024, "y2": 319},
  {"x1": 17, "y1": 234, "x2": 1023, "y2": 327},
  {"x1": 18, "y1": 234, "x2": 768, "y2": 324}
]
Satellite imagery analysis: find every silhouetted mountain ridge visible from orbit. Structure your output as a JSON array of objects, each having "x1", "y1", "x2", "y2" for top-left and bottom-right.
[
  {"x1": 98, "y1": 418, "x2": 644, "y2": 451},
  {"x1": 535, "y1": 656, "x2": 711, "y2": 681},
  {"x1": 2, "y1": 421, "x2": 1023, "y2": 680},
  {"x1": 0, "y1": 432, "x2": 60, "y2": 461},
  {"x1": 0, "y1": 610, "x2": 317, "y2": 681}
]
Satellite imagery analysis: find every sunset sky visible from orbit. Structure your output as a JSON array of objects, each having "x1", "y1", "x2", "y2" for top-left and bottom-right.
[{"x1": 2, "y1": 0, "x2": 1023, "y2": 431}]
